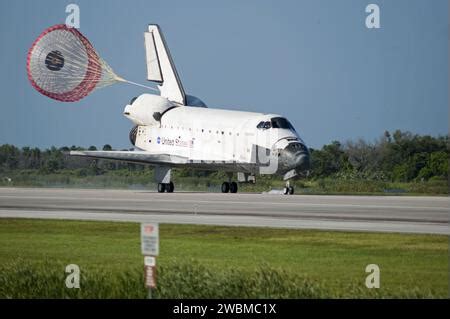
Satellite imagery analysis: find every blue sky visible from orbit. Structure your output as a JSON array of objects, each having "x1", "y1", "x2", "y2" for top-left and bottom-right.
[{"x1": 0, "y1": 0, "x2": 448, "y2": 149}]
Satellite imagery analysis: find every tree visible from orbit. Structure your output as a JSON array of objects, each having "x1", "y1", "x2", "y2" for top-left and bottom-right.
[
  {"x1": 383, "y1": 130, "x2": 391, "y2": 143},
  {"x1": 345, "y1": 139, "x2": 374, "y2": 172},
  {"x1": 392, "y1": 152, "x2": 428, "y2": 182},
  {"x1": 42, "y1": 147, "x2": 64, "y2": 173},
  {"x1": 30, "y1": 147, "x2": 41, "y2": 169},
  {"x1": 0, "y1": 144, "x2": 20, "y2": 169},
  {"x1": 418, "y1": 151, "x2": 448, "y2": 180},
  {"x1": 21, "y1": 146, "x2": 31, "y2": 169},
  {"x1": 310, "y1": 141, "x2": 350, "y2": 177}
]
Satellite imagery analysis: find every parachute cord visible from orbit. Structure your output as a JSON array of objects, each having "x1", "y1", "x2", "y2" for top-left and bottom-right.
[{"x1": 115, "y1": 76, "x2": 159, "y2": 92}]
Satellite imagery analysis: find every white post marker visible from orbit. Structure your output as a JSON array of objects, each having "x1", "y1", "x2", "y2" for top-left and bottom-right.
[
  {"x1": 141, "y1": 223, "x2": 159, "y2": 298},
  {"x1": 145, "y1": 264, "x2": 157, "y2": 289},
  {"x1": 144, "y1": 256, "x2": 157, "y2": 291},
  {"x1": 144, "y1": 256, "x2": 156, "y2": 267}
]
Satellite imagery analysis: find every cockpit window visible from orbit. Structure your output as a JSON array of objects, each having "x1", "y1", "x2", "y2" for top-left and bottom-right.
[
  {"x1": 258, "y1": 119, "x2": 295, "y2": 130},
  {"x1": 271, "y1": 117, "x2": 296, "y2": 131},
  {"x1": 130, "y1": 96, "x2": 138, "y2": 105},
  {"x1": 257, "y1": 121, "x2": 272, "y2": 129}
]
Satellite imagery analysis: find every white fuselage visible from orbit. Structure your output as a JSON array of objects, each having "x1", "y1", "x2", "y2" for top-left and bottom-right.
[
  {"x1": 124, "y1": 94, "x2": 309, "y2": 176},
  {"x1": 134, "y1": 107, "x2": 297, "y2": 161}
]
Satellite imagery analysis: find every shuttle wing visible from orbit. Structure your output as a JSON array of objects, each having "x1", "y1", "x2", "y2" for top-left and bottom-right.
[
  {"x1": 70, "y1": 150, "x2": 188, "y2": 165},
  {"x1": 70, "y1": 150, "x2": 260, "y2": 172},
  {"x1": 145, "y1": 24, "x2": 186, "y2": 105}
]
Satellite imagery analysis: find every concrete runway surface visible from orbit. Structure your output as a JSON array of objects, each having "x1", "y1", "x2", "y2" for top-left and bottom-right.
[{"x1": 0, "y1": 187, "x2": 448, "y2": 234}]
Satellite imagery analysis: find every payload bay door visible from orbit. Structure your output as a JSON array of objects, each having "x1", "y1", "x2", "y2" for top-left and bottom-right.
[{"x1": 235, "y1": 119, "x2": 254, "y2": 164}]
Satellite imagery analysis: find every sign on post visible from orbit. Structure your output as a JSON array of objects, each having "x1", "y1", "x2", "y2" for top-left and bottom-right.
[
  {"x1": 141, "y1": 223, "x2": 159, "y2": 256},
  {"x1": 144, "y1": 256, "x2": 156, "y2": 267},
  {"x1": 141, "y1": 223, "x2": 159, "y2": 297},
  {"x1": 145, "y1": 265, "x2": 157, "y2": 289}
]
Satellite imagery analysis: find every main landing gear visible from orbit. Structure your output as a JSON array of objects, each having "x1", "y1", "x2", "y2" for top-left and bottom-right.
[
  {"x1": 157, "y1": 182, "x2": 174, "y2": 193},
  {"x1": 221, "y1": 181, "x2": 238, "y2": 193},
  {"x1": 155, "y1": 166, "x2": 174, "y2": 193},
  {"x1": 221, "y1": 173, "x2": 238, "y2": 193}
]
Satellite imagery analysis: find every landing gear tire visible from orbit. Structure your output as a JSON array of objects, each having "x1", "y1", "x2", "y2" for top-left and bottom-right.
[
  {"x1": 166, "y1": 182, "x2": 174, "y2": 193},
  {"x1": 283, "y1": 186, "x2": 294, "y2": 195},
  {"x1": 230, "y1": 182, "x2": 238, "y2": 193},
  {"x1": 221, "y1": 182, "x2": 230, "y2": 193},
  {"x1": 157, "y1": 183, "x2": 166, "y2": 193},
  {"x1": 288, "y1": 186, "x2": 294, "y2": 195}
]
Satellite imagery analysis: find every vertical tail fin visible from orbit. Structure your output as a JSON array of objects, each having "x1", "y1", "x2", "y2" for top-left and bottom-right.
[{"x1": 145, "y1": 24, "x2": 186, "y2": 105}]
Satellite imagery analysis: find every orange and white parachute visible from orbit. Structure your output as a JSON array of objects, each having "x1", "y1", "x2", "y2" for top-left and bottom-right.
[{"x1": 27, "y1": 24, "x2": 155, "y2": 102}]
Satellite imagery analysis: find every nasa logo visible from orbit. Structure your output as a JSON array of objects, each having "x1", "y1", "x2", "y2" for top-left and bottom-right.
[{"x1": 157, "y1": 137, "x2": 161, "y2": 144}]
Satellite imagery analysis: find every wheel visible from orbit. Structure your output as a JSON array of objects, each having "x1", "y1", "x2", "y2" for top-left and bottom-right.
[
  {"x1": 157, "y1": 183, "x2": 166, "y2": 193},
  {"x1": 166, "y1": 182, "x2": 174, "y2": 193},
  {"x1": 288, "y1": 186, "x2": 294, "y2": 195},
  {"x1": 221, "y1": 182, "x2": 230, "y2": 193},
  {"x1": 283, "y1": 187, "x2": 289, "y2": 195},
  {"x1": 230, "y1": 182, "x2": 238, "y2": 193}
]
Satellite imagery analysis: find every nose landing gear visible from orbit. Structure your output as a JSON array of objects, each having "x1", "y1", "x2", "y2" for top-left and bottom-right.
[
  {"x1": 283, "y1": 186, "x2": 294, "y2": 195},
  {"x1": 283, "y1": 181, "x2": 294, "y2": 195}
]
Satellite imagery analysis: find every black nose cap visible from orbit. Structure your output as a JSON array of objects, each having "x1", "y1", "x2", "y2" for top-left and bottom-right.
[
  {"x1": 295, "y1": 152, "x2": 310, "y2": 170},
  {"x1": 282, "y1": 142, "x2": 310, "y2": 171}
]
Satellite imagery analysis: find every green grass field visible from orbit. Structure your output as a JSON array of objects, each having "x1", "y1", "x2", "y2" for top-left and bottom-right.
[{"x1": 0, "y1": 218, "x2": 448, "y2": 298}]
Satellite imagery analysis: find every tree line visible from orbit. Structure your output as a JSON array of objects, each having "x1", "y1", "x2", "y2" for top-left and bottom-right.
[
  {"x1": 0, "y1": 144, "x2": 142, "y2": 176},
  {"x1": 309, "y1": 130, "x2": 448, "y2": 182},
  {"x1": 0, "y1": 130, "x2": 448, "y2": 182}
]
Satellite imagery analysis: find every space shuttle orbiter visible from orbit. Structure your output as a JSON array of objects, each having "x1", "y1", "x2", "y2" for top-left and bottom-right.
[{"x1": 71, "y1": 24, "x2": 310, "y2": 194}]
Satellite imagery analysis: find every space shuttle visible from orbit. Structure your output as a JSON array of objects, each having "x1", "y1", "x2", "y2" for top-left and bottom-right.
[{"x1": 71, "y1": 24, "x2": 310, "y2": 194}]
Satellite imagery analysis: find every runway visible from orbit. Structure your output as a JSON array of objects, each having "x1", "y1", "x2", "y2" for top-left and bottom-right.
[{"x1": 0, "y1": 187, "x2": 448, "y2": 234}]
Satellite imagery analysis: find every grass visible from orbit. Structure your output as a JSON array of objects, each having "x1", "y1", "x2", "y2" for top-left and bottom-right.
[{"x1": 0, "y1": 218, "x2": 448, "y2": 298}]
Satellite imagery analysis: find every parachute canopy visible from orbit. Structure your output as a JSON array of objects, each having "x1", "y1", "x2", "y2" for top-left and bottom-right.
[{"x1": 27, "y1": 24, "x2": 123, "y2": 102}]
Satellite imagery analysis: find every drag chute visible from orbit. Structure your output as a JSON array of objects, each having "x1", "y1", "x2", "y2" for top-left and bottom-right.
[{"x1": 27, "y1": 24, "x2": 155, "y2": 102}]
